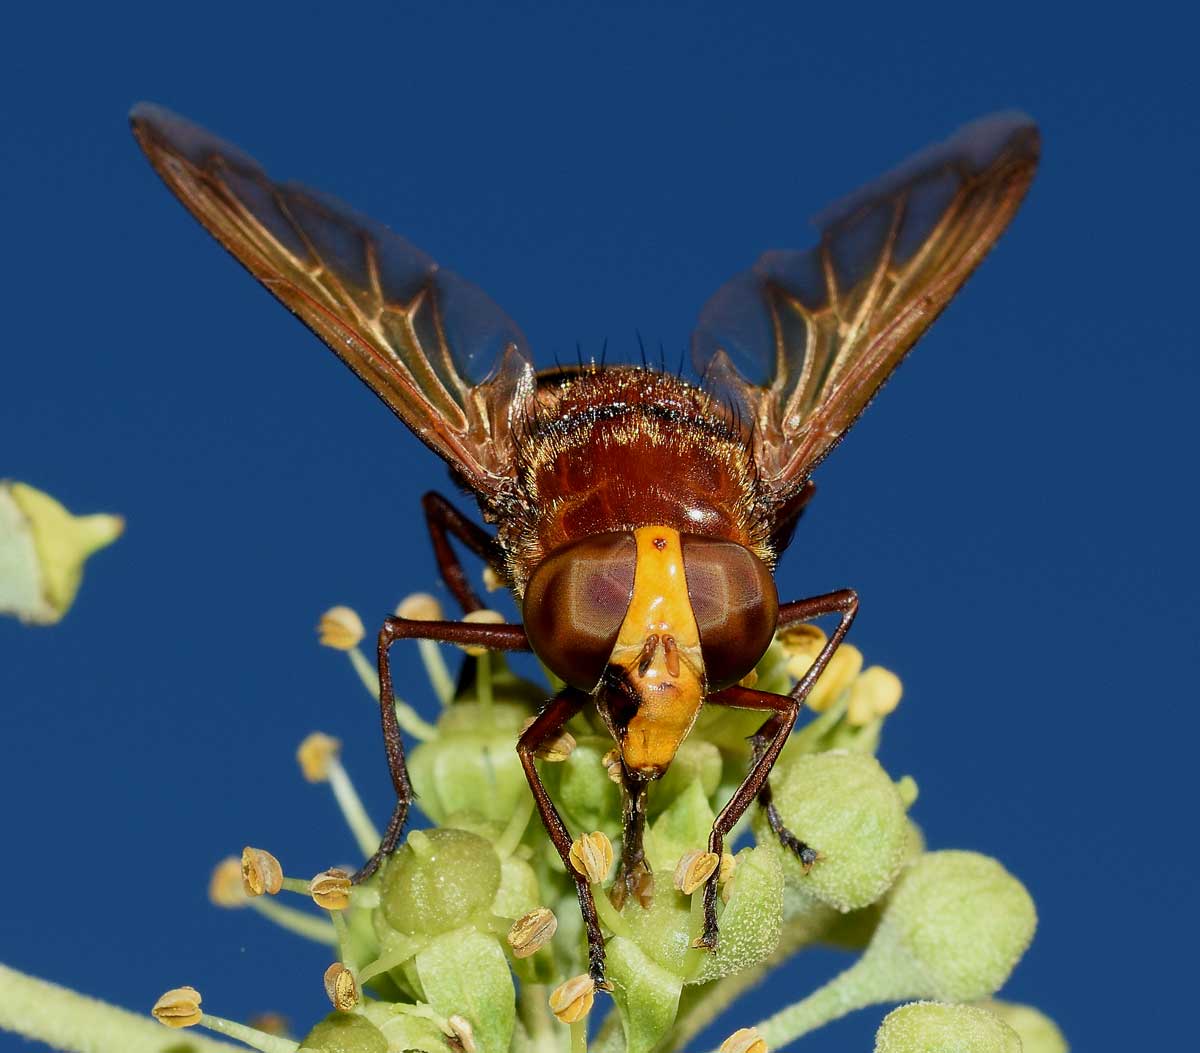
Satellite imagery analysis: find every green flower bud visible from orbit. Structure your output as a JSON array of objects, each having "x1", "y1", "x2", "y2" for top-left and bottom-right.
[
  {"x1": 299, "y1": 1011, "x2": 387, "y2": 1053},
  {"x1": 753, "y1": 851, "x2": 1036, "y2": 1047},
  {"x1": 413, "y1": 928, "x2": 515, "y2": 1053},
  {"x1": 752, "y1": 638, "x2": 794, "y2": 695},
  {"x1": 652, "y1": 739, "x2": 724, "y2": 812},
  {"x1": 0, "y1": 481, "x2": 122, "y2": 625},
  {"x1": 359, "y1": 1004, "x2": 449, "y2": 1053},
  {"x1": 691, "y1": 845, "x2": 783, "y2": 984},
  {"x1": 643, "y1": 780, "x2": 716, "y2": 875},
  {"x1": 408, "y1": 704, "x2": 532, "y2": 826},
  {"x1": 875, "y1": 1002, "x2": 1021, "y2": 1053},
  {"x1": 617, "y1": 882, "x2": 694, "y2": 977},
  {"x1": 492, "y1": 856, "x2": 541, "y2": 922},
  {"x1": 548, "y1": 740, "x2": 621, "y2": 833},
  {"x1": 877, "y1": 851, "x2": 1036, "y2": 1002},
  {"x1": 981, "y1": 1000, "x2": 1069, "y2": 1053},
  {"x1": 606, "y1": 936, "x2": 683, "y2": 1053},
  {"x1": 755, "y1": 750, "x2": 908, "y2": 913},
  {"x1": 378, "y1": 829, "x2": 502, "y2": 936}
]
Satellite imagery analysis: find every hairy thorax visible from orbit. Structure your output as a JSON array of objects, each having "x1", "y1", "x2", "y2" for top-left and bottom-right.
[{"x1": 497, "y1": 367, "x2": 771, "y2": 595}]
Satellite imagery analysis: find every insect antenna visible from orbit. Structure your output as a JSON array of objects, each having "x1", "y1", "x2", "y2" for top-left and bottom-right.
[
  {"x1": 636, "y1": 330, "x2": 648, "y2": 368},
  {"x1": 658, "y1": 340, "x2": 667, "y2": 373},
  {"x1": 599, "y1": 337, "x2": 609, "y2": 368},
  {"x1": 676, "y1": 344, "x2": 687, "y2": 379}
]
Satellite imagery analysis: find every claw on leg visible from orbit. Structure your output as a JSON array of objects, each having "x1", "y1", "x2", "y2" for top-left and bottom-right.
[
  {"x1": 610, "y1": 859, "x2": 654, "y2": 910},
  {"x1": 762, "y1": 797, "x2": 821, "y2": 871}
]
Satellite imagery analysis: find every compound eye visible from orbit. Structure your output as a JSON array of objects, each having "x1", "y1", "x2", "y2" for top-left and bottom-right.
[
  {"x1": 522, "y1": 532, "x2": 637, "y2": 690},
  {"x1": 681, "y1": 537, "x2": 778, "y2": 689}
]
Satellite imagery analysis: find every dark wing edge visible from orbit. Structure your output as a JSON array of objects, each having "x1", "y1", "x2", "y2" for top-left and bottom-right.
[
  {"x1": 129, "y1": 102, "x2": 535, "y2": 508},
  {"x1": 692, "y1": 112, "x2": 1040, "y2": 501}
]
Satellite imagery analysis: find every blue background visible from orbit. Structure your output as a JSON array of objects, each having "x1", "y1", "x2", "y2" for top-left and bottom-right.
[{"x1": 2, "y1": 2, "x2": 1195, "y2": 1050}]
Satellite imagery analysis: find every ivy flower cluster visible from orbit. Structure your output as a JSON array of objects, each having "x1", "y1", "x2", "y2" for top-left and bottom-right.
[
  {"x1": 160, "y1": 593, "x2": 1062, "y2": 1053},
  {"x1": 0, "y1": 488, "x2": 1066, "y2": 1053}
]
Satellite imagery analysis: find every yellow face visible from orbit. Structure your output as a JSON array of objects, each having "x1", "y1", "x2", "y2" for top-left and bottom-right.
[
  {"x1": 521, "y1": 522, "x2": 779, "y2": 779},
  {"x1": 607, "y1": 527, "x2": 707, "y2": 775}
]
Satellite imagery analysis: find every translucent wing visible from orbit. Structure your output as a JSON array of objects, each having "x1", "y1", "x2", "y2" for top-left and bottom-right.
[
  {"x1": 692, "y1": 113, "x2": 1039, "y2": 502},
  {"x1": 130, "y1": 103, "x2": 535, "y2": 508}
]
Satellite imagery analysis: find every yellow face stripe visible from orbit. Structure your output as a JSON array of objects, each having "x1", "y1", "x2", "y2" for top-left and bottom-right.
[{"x1": 608, "y1": 526, "x2": 706, "y2": 774}]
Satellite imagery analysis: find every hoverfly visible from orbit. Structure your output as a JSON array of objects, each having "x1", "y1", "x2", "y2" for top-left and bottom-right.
[{"x1": 131, "y1": 105, "x2": 1038, "y2": 986}]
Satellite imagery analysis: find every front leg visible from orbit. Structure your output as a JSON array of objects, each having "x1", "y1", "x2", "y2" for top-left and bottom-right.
[
  {"x1": 351, "y1": 614, "x2": 531, "y2": 884},
  {"x1": 694, "y1": 588, "x2": 858, "y2": 948},
  {"x1": 749, "y1": 589, "x2": 861, "y2": 868},
  {"x1": 696, "y1": 685, "x2": 800, "y2": 950},
  {"x1": 517, "y1": 690, "x2": 611, "y2": 987}
]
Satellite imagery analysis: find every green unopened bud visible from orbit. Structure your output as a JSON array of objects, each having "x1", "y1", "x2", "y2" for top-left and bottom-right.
[
  {"x1": 413, "y1": 929, "x2": 515, "y2": 1053},
  {"x1": 981, "y1": 1000, "x2": 1069, "y2": 1053},
  {"x1": 409, "y1": 703, "x2": 533, "y2": 826},
  {"x1": 692, "y1": 845, "x2": 783, "y2": 984},
  {"x1": 753, "y1": 851, "x2": 1036, "y2": 1047},
  {"x1": 875, "y1": 1002, "x2": 1021, "y2": 1053},
  {"x1": 644, "y1": 780, "x2": 716, "y2": 875},
  {"x1": 0, "y1": 481, "x2": 123, "y2": 624},
  {"x1": 548, "y1": 742, "x2": 621, "y2": 832},
  {"x1": 606, "y1": 937, "x2": 683, "y2": 1053},
  {"x1": 378, "y1": 828, "x2": 502, "y2": 936},
  {"x1": 755, "y1": 750, "x2": 908, "y2": 913},
  {"x1": 359, "y1": 1003, "x2": 451, "y2": 1053},
  {"x1": 300, "y1": 1011, "x2": 388, "y2": 1053},
  {"x1": 651, "y1": 739, "x2": 723, "y2": 810},
  {"x1": 876, "y1": 851, "x2": 1036, "y2": 1001}
]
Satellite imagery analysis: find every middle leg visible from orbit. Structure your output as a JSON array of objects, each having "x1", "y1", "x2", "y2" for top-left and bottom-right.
[{"x1": 517, "y1": 689, "x2": 612, "y2": 987}]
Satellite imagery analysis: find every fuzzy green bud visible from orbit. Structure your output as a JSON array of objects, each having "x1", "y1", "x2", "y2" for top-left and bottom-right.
[
  {"x1": 644, "y1": 780, "x2": 716, "y2": 875},
  {"x1": 982, "y1": 1000, "x2": 1069, "y2": 1053},
  {"x1": 652, "y1": 739, "x2": 724, "y2": 810},
  {"x1": 378, "y1": 829, "x2": 502, "y2": 936},
  {"x1": 414, "y1": 928, "x2": 515, "y2": 1053},
  {"x1": 299, "y1": 1012, "x2": 387, "y2": 1053},
  {"x1": 359, "y1": 1004, "x2": 450, "y2": 1053},
  {"x1": 877, "y1": 851, "x2": 1037, "y2": 1002},
  {"x1": 606, "y1": 937, "x2": 683, "y2": 1053},
  {"x1": 691, "y1": 845, "x2": 784, "y2": 983},
  {"x1": 408, "y1": 704, "x2": 533, "y2": 826},
  {"x1": 545, "y1": 741, "x2": 621, "y2": 833},
  {"x1": 875, "y1": 1002, "x2": 1021, "y2": 1053},
  {"x1": 757, "y1": 750, "x2": 908, "y2": 913},
  {"x1": 753, "y1": 851, "x2": 1036, "y2": 1047}
]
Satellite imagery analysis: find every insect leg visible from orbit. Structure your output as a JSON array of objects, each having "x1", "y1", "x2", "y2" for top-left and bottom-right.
[
  {"x1": 746, "y1": 588, "x2": 859, "y2": 869},
  {"x1": 694, "y1": 588, "x2": 857, "y2": 949},
  {"x1": 695, "y1": 685, "x2": 798, "y2": 949},
  {"x1": 517, "y1": 690, "x2": 611, "y2": 987},
  {"x1": 352, "y1": 615, "x2": 531, "y2": 884},
  {"x1": 422, "y1": 491, "x2": 504, "y2": 613}
]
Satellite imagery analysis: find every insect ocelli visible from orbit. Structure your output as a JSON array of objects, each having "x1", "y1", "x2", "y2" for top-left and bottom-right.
[{"x1": 132, "y1": 105, "x2": 1039, "y2": 987}]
